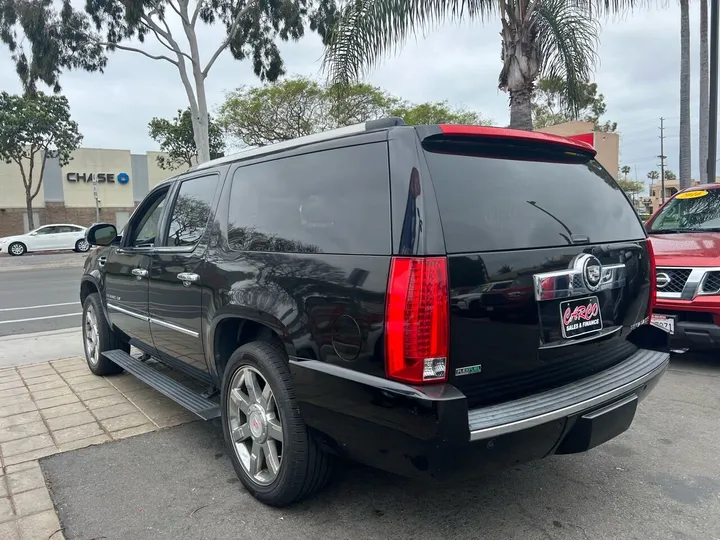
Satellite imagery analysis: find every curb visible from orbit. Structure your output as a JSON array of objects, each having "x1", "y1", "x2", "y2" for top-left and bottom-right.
[{"x1": 0, "y1": 260, "x2": 86, "y2": 273}]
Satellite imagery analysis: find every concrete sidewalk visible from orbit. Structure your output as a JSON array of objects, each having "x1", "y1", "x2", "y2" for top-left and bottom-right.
[
  {"x1": 0, "y1": 357, "x2": 197, "y2": 539},
  {"x1": 0, "y1": 329, "x2": 84, "y2": 369}
]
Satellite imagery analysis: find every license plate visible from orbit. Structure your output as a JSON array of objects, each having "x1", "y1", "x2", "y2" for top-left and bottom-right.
[
  {"x1": 560, "y1": 296, "x2": 603, "y2": 339},
  {"x1": 651, "y1": 314, "x2": 675, "y2": 334}
]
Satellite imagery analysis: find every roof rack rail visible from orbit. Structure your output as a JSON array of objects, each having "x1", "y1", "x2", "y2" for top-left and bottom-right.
[{"x1": 191, "y1": 116, "x2": 406, "y2": 172}]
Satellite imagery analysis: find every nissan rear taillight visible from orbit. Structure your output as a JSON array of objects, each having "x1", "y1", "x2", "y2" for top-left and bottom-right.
[{"x1": 385, "y1": 257, "x2": 449, "y2": 384}]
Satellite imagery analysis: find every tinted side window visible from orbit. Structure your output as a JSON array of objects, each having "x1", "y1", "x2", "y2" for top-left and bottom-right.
[
  {"x1": 227, "y1": 143, "x2": 391, "y2": 255},
  {"x1": 130, "y1": 192, "x2": 167, "y2": 247},
  {"x1": 36, "y1": 226, "x2": 59, "y2": 235},
  {"x1": 166, "y1": 176, "x2": 219, "y2": 247}
]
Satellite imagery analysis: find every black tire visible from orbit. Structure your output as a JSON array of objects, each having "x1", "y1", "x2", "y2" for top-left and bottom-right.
[
  {"x1": 221, "y1": 341, "x2": 333, "y2": 507},
  {"x1": 75, "y1": 239, "x2": 91, "y2": 253},
  {"x1": 82, "y1": 293, "x2": 128, "y2": 376},
  {"x1": 8, "y1": 242, "x2": 26, "y2": 256}
]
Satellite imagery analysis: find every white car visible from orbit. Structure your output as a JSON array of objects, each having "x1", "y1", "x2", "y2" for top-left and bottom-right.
[{"x1": 0, "y1": 224, "x2": 90, "y2": 256}]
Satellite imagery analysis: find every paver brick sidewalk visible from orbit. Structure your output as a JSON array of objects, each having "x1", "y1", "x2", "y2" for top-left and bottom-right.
[{"x1": 0, "y1": 357, "x2": 198, "y2": 539}]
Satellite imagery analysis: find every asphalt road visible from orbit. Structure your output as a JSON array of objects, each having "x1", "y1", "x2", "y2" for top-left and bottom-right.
[
  {"x1": 0, "y1": 266, "x2": 83, "y2": 337},
  {"x1": 43, "y1": 353, "x2": 720, "y2": 540}
]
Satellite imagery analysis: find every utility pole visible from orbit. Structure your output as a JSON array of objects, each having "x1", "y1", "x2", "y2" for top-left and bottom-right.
[
  {"x1": 708, "y1": 0, "x2": 719, "y2": 183},
  {"x1": 658, "y1": 117, "x2": 667, "y2": 203}
]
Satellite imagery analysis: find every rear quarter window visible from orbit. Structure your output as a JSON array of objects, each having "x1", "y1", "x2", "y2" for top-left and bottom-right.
[
  {"x1": 423, "y1": 142, "x2": 645, "y2": 253},
  {"x1": 226, "y1": 142, "x2": 391, "y2": 255}
]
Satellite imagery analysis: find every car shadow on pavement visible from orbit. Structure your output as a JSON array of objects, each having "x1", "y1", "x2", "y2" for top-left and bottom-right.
[{"x1": 41, "y1": 401, "x2": 719, "y2": 540}]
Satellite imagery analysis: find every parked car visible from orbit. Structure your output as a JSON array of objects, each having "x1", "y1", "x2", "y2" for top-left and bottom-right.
[
  {"x1": 80, "y1": 118, "x2": 669, "y2": 507},
  {"x1": 646, "y1": 184, "x2": 720, "y2": 350},
  {"x1": 0, "y1": 224, "x2": 90, "y2": 256}
]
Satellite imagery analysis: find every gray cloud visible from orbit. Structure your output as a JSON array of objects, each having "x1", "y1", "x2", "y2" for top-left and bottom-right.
[{"x1": 0, "y1": 2, "x2": 714, "y2": 185}]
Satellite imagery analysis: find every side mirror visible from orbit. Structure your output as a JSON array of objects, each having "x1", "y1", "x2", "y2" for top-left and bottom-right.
[{"x1": 86, "y1": 223, "x2": 118, "y2": 246}]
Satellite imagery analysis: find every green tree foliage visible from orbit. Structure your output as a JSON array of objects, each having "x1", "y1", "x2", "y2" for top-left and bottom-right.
[
  {"x1": 388, "y1": 101, "x2": 492, "y2": 126},
  {"x1": 217, "y1": 76, "x2": 490, "y2": 147},
  {"x1": 2, "y1": 0, "x2": 338, "y2": 164},
  {"x1": 0, "y1": 92, "x2": 82, "y2": 229},
  {"x1": 0, "y1": 0, "x2": 106, "y2": 94},
  {"x1": 647, "y1": 170, "x2": 660, "y2": 181},
  {"x1": 532, "y1": 76, "x2": 617, "y2": 131},
  {"x1": 664, "y1": 169, "x2": 677, "y2": 181},
  {"x1": 616, "y1": 178, "x2": 644, "y2": 196},
  {"x1": 149, "y1": 108, "x2": 225, "y2": 171},
  {"x1": 218, "y1": 78, "x2": 394, "y2": 146}
]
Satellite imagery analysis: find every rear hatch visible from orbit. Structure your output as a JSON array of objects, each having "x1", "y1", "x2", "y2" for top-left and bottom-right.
[{"x1": 421, "y1": 133, "x2": 653, "y2": 408}]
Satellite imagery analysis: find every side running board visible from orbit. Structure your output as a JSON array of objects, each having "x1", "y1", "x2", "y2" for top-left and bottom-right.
[{"x1": 102, "y1": 349, "x2": 220, "y2": 420}]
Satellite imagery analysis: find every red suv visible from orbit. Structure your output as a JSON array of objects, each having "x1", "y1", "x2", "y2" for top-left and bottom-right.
[{"x1": 646, "y1": 183, "x2": 720, "y2": 350}]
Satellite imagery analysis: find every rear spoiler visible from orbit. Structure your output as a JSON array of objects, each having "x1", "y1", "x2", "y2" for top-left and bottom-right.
[{"x1": 416, "y1": 125, "x2": 597, "y2": 156}]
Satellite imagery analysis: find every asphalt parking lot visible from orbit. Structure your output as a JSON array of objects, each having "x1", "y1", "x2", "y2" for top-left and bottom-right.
[{"x1": 42, "y1": 353, "x2": 720, "y2": 540}]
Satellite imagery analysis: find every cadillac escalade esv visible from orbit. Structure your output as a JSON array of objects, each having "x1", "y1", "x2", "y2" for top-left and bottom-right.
[
  {"x1": 80, "y1": 118, "x2": 669, "y2": 507},
  {"x1": 647, "y1": 183, "x2": 720, "y2": 350}
]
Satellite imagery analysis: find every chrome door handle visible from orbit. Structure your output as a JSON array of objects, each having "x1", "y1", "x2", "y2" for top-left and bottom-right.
[
  {"x1": 131, "y1": 268, "x2": 148, "y2": 279},
  {"x1": 177, "y1": 272, "x2": 200, "y2": 286},
  {"x1": 98, "y1": 256, "x2": 107, "y2": 267}
]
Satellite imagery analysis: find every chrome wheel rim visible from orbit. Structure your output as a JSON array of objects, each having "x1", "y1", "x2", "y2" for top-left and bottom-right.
[
  {"x1": 84, "y1": 305, "x2": 100, "y2": 366},
  {"x1": 227, "y1": 366, "x2": 284, "y2": 486},
  {"x1": 78, "y1": 240, "x2": 89, "y2": 252},
  {"x1": 9, "y1": 244, "x2": 23, "y2": 255}
]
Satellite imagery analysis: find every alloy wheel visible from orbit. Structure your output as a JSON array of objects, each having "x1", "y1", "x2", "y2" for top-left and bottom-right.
[
  {"x1": 77, "y1": 240, "x2": 90, "y2": 252},
  {"x1": 84, "y1": 305, "x2": 100, "y2": 366},
  {"x1": 9, "y1": 244, "x2": 24, "y2": 256},
  {"x1": 227, "y1": 366, "x2": 284, "y2": 486}
]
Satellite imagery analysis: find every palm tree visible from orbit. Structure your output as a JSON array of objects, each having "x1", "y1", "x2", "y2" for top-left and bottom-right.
[
  {"x1": 322, "y1": 0, "x2": 608, "y2": 130},
  {"x1": 621, "y1": 165, "x2": 631, "y2": 180},
  {"x1": 679, "y1": 0, "x2": 692, "y2": 190},
  {"x1": 699, "y1": 0, "x2": 709, "y2": 184}
]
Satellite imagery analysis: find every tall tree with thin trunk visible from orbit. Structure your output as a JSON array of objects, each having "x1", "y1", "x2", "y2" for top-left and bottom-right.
[
  {"x1": 679, "y1": 0, "x2": 692, "y2": 190},
  {"x1": 321, "y1": 0, "x2": 615, "y2": 131},
  {"x1": 699, "y1": 0, "x2": 710, "y2": 183},
  {"x1": 4, "y1": 0, "x2": 338, "y2": 165}
]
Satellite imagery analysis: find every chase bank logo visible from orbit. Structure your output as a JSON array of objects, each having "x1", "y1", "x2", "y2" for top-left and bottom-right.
[{"x1": 65, "y1": 172, "x2": 131, "y2": 185}]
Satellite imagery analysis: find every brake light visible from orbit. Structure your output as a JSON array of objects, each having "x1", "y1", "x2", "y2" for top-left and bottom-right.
[
  {"x1": 647, "y1": 239, "x2": 657, "y2": 317},
  {"x1": 437, "y1": 124, "x2": 596, "y2": 155},
  {"x1": 385, "y1": 257, "x2": 449, "y2": 384}
]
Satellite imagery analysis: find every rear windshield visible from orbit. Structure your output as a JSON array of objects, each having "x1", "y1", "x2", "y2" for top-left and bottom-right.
[{"x1": 423, "y1": 139, "x2": 646, "y2": 253}]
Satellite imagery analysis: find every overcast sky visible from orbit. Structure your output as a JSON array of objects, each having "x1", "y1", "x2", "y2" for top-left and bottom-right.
[{"x1": 0, "y1": 2, "x2": 715, "y2": 188}]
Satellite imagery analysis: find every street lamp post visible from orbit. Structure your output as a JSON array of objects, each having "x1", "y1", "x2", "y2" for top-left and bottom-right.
[{"x1": 93, "y1": 177, "x2": 100, "y2": 222}]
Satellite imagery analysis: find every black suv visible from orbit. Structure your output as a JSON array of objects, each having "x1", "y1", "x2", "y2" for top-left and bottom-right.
[{"x1": 80, "y1": 118, "x2": 669, "y2": 507}]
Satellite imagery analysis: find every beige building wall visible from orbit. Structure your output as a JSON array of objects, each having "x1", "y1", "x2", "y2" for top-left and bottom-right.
[
  {"x1": 535, "y1": 121, "x2": 620, "y2": 179},
  {"x1": 147, "y1": 152, "x2": 177, "y2": 189},
  {"x1": 0, "y1": 154, "x2": 46, "y2": 209},
  {"x1": 62, "y1": 148, "x2": 134, "y2": 208}
]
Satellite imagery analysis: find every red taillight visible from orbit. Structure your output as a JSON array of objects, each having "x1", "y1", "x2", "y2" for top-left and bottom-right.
[
  {"x1": 385, "y1": 257, "x2": 449, "y2": 384},
  {"x1": 647, "y1": 239, "x2": 657, "y2": 317}
]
